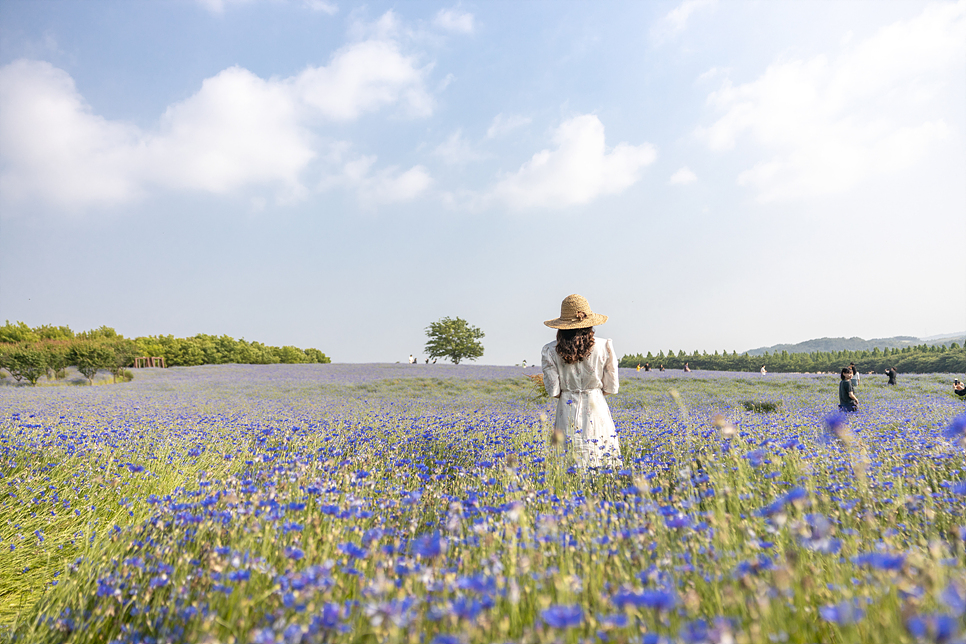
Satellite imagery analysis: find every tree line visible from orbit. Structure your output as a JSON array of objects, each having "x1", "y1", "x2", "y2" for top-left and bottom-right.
[
  {"x1": 0, "y1": 321, "x2": 330, "y2": 386},
  {"x1": 619, "y1": 343, "x2": 966, "y2": 374}
]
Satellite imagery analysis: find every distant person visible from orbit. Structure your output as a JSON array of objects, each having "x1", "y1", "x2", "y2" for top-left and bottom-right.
[
  {"x1": 644, "y1": 362, "x2": 651, "y2": 372},
  {"x1": 839, "y1": 367, "x2": 859, "y2": 412},
  {"x1": 955, "y1": 379, "x2": 965, "y2": 397},
  {"x1": 425, "y1": 358, "x2": 429, "y2": 364},
  {"x1": 659, "y1": 364, "x2": 665, "y2": 372},
  {"x1": 760, "y1": 365, "x2": 767, "y2": 375},
  {"x1": 884, "y1": 366, "x2": 898, "y2": 385},
  {"x1": 684, "y1": 362, "x2": 691, "y2": 372},
  {"x1": 636, "y1": 363, "x2": 641, "y2": 372},
  {"x1": 522, "y1": 359, "x2": 527, "y2": 368},
  {"x1": 849, "y1": 362, "x2": 859, "y2": 389},
  {"x1": 432, "y1": 358, "x2": 437, "y2": 364},
  {"x1": 409, "y1": 354, "x2": 415, "y2": 364}
]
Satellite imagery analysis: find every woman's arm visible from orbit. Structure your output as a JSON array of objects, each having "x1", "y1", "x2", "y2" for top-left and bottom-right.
[
  {"x1": 602, "y1": 338, "x2": 619, "y2": 396},
  {"x1": 541, "y1": 344, "x2": 561, "y2": 398}
]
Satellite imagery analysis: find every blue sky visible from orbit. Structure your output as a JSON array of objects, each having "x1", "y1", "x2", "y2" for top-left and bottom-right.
[{"x1": 1, "y1": 0, "x2": 963, "y2": 364}]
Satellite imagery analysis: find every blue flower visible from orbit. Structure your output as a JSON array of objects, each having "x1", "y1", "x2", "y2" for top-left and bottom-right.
[
  {"x1": 612, "y1": 589, "x2": 676, "y2": 611},
  {"x1": 284, "y1": 546, "x2": 304, "y2": 561},
  {"x1": 853, "y1": 552, "x2": 904, "y2": 570},
  {"x1": 943, "y1": 414, "x2": 966, "y2": 441},
  {"x1": 411, "y1": 532, "x2": 446, "y2": 559},
  {"x1": 542, "y1": 604, "x2": 582, "y2": 629},
  {"x1": 338, "y1": 542, "x2": 367, "y2": 559},
  {"x1": 819, "y1": 599, "x2": 865, "y2": 624}
]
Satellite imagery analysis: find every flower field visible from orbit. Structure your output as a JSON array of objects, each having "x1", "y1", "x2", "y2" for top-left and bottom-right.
[{"x1": 1, "y1": 364, "x2": 965, "y2": 644}]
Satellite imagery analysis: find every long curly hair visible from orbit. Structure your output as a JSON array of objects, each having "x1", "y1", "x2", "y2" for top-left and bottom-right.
[{"x1": 556, "y1": 327, "x2": 595, "y2": 364}]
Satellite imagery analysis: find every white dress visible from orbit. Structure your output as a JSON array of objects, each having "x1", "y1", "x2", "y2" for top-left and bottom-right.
[{"x1": 541, "y1": 338, "x2": 621, "y2": 468}]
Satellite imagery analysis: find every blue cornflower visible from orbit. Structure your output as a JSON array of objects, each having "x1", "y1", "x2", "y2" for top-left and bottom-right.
[
  {"x1": 940, "y1": 583, "x2": 965, "y2": 616},
  {"x1": 338, "y1": 542, "x2": 367, "y2": 559},
  {"x1": 612, "y1": 589, "x2": 676, "y2": 611},
  {"x1": 411, "y1": 532, "x2": 446, "y2": 559},
  {"x1": 284, "y1": 546, "x2": 304, "y2": 561},
  {"x1": 943, "y1": 413, "x2": 966, "y2": 443},
  {"x1": 431, "y1": 635, "x2": 462, "y2": 644},
  {"x1": 853, "y1": 552, "x2": 905, "y2": 570},
  {"x1": 542, "y1": 604, "x2": 582, "y2": 629},
  {"x1": 819, "y1": 598, "x2": 865, "y2": 624}
]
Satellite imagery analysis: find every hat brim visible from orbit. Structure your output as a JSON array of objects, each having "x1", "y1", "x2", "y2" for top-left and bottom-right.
[{"x1": 544, "y1": 313, "x2": 608, "y2": 329}]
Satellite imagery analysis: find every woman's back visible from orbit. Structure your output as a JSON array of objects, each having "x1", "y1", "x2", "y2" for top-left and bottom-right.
[{"x1": 541, "y1": 338, "x2": 618, "y2": 396}]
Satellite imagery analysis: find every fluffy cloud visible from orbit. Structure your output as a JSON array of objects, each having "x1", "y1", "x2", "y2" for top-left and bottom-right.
[
  {"x1": 491, "y1": 114, "x2": 656, "y2": 210},
  {"x1": 670, "y1": 167, "x2": 697, "y2": 185},
  {"x1": 0, "y1": 33, "x2": 432, "y2": 212},
  {"x1": 433, "y1": 130, "x2": 485, "y2": 164},
  {"x1": 698, "y1": 1, "x2": 965, "y2": 202},
  {"x1": 652, "y1": 0, "x2": 716, "y2": 44},
  {"x1": 486, "y1": 113, "x2": 531, "y2": 139},
  {"x1": 326, "y1": 155, "x2": 432, "y2": 206},
  {"x1": 433, "y1": 8, "x2": 474, "y2": 34}
]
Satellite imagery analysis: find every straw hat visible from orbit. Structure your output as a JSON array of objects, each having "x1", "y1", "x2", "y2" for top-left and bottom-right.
[{"x1": 544, "y1": 294, "x2": 608, "y2": 329}]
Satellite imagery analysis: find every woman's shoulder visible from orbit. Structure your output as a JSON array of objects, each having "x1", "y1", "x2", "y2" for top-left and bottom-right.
[{"x1": 542, "y1": 341, "x2": 557, "y2": 354}]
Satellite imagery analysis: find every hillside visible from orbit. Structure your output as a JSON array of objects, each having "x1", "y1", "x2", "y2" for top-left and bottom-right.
[{"x1": 744, "y1": 334, "x2": 965, "y2": 356}]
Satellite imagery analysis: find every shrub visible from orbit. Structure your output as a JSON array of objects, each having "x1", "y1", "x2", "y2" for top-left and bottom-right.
[{"x1": 740, "y1": 400, "x2": 783, "y2": 413}]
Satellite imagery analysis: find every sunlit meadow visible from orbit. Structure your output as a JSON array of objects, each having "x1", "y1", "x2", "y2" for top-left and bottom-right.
[{"x1": 1, "y1": 364, "x2": 965, "y2": 644}]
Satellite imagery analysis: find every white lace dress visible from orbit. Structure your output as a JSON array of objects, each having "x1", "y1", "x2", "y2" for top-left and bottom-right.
[{"x1": 541, "y1": 338, "x2": 621, "y2": 468}]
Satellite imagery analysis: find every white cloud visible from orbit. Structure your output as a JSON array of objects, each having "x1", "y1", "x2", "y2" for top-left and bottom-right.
[
  {"x1": 669, "y1": 167, "x2": 697, "y2": 185},
  {"x1": 196, "y1": 0, "x2": 337, "y2": 14},
  {"x1": 302, "y1": 0, "x2": 337, "y2": 14},
  {"x1": 0, "y1": 27, "x2": 433, "y2": 212},
  {"x1": 652, "y1": 0, "x2": 716, "y2": 44},
  {"x1": 295, "y1": 39, "x2": 433, "y2": 120},
  {"x1": 491, "y1": 114, "x2": 656, "y2": 210},
  {"x1": 433, "y1": 130, "x2": 485, "y2": 164},
  {"x1": 434, "y1": 8, "x2": 475, "y2": 34},
  {"x1": 324, "y1": 154, "x2": 432, "y2": 205},
  {"x1": 0, "y1": 60, "x2": 144, "y2": 208},
  {"x1": 697, "y1": 0, "x2": 965, "y2": 202},
  {"x1": 486, "y1": 113, "x2": 531, "y2": 139}
]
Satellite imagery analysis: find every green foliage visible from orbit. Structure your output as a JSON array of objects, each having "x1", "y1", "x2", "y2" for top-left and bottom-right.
[
  {"x1": 105, "y1": 338, "x2": 138, "y2": 382},
  {"x1": 303, "y1": 348, "x2": 331, "y2": 364},
  {"x1": 739, "y1": 400, "x2": 783, "y2": 413},
  {"x1": 69, "y1": 341, "x2": 115, "y2": 384},
  {"x1": 0, "y1": 320, "x2": 37, "y2": 344},
  {"x1": 34, "y1": 324, "x2": 74, "y2": 340},
  {"x1": 424, "y1": 316, "x2": 485, "y2": 364},
  {"x1": 0, "y1": 344, "x2": 48, "y2": 385},
  {"x1": 621, "y1": 344, "x2": 966, "y2": 374}
]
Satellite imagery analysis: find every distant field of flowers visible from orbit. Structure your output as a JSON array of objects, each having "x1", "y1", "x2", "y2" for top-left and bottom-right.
[{"x1": 1, "y1": 364, "x2": 965, "y2": 644}]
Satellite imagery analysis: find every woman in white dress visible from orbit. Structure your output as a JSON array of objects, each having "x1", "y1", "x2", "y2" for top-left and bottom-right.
[{"x1": 541, "y1": 294, "x2": 622, "y2": 469}]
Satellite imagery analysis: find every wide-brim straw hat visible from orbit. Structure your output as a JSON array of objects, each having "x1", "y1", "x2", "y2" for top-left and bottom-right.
[{"x1": 544, "y1": 294, "x2": 608, "y2": 329}]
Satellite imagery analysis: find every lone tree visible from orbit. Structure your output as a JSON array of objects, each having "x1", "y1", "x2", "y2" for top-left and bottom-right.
[{"x1": 424, "y1": 317, "x2": 484, "y2": 365}]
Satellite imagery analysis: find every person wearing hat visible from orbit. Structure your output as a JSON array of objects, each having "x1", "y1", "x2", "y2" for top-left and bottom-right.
[{"x1": 541, "y1": 294, "x2": 622, "y2": 469}]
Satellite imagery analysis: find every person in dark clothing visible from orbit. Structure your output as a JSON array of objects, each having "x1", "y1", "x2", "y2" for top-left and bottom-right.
[
  {"x1": 644, "y1": 362, "x2": 651, "y2": 372},
  {"x1": 839, "y1": 367, "x2": 859, "y2": 412},
  {"x1": 884, "y1": 367, "x2": 897, "y2": 385},
  {"x1": 955, "y1": 379, "x2": 965, "y2": 397},
  {"x1": 659, "y1": 364, "x2": 665, "y2": 372}
]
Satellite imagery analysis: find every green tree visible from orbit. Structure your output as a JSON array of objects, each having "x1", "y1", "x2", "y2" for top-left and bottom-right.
[
  {"x1": 1, "y1": 344, "x2": 48, "y2": 385},
  {"x1": 424, "y1": 317, "x2": 484, "y2": 365},
  {"x1": 304, "y1": 348, "x2": 331, "y2": 363},
  {"x1": 0, "y1": 320, "x2": 37, "y2": 344},
  {"x1": 70, "y1": 342, "x2": 114, "y2": 385},
  {"x1": 106, "y1": 338, "x2": 138, "y2": 382}
]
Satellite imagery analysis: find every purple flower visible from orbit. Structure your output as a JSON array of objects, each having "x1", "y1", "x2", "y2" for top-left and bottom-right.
[
  {"x1": 542, "y1": 604, "x2": 582, "y2": 629},
  {"x1": 284, "y1": 546, "x2": 304, "y2": 561}
]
